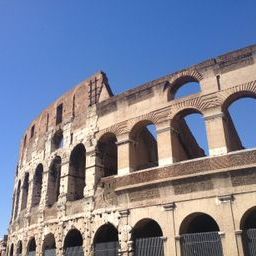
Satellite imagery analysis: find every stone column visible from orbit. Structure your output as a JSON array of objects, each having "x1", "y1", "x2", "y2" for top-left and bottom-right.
[
  {"x1": 156, "y1": 121, "x2": 174, "y2": 166},
  {"x1": 116, "y1": 133, "x2": 134, "y2": 175},
  {"x1": 85, "y1": 146, "x2": 102, "y2": 197},
  {"x1": 118, "y1": 210, "x2": 131, "y2": 256},
  {"x1": 26, "y1": 176, "x2": 34, "y2": 211},
  {"x1": 217, "y1": 195, "x2": 239, "y2": 256},
  {"x1": 204, "y1": 109, "x2": 228, "y2": 156},
  {"x1": 163, "y1": 203, "x2": 176, "y2": 256},
  {"x1": 235, "y1": 230, "x2": 244, "y2": 256}
]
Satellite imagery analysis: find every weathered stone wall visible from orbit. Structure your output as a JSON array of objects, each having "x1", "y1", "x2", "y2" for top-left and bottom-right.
[{"x1": 7, "y1": 44, "x2": 256, "y2": 256}]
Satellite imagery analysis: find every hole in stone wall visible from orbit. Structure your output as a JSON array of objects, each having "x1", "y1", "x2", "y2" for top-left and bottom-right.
[
  {"x1": 31, "y1": 164, "x2": 43, "y2": 207},
  {"x1": 68, "y1": 144, "x2": 86, "y2": 201},
  {"x1": 51, "y1": 130, "x2": 63, "y2": 152},
  {"x1": 130, "y1": 121, "x2": 158, "y2": 171},
  {"x1": 47, "y1": 156, "x2": 61, "y2": 207},
  {"x1": 171, "y1": 110, "x2": 208, "y2": 162},
  {"x1": 97, "y1": 133, "x2": 117, "y2": 177}
]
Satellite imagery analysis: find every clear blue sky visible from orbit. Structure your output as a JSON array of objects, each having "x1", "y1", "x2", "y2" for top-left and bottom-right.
[{"x1": 0, "y1": 0, "x2": 256, "y2": 238}]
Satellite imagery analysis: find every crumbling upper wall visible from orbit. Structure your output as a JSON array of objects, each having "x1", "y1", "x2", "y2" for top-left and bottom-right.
[{"x1": 20, "y1": 71, "x2": 112, "y2": 167}]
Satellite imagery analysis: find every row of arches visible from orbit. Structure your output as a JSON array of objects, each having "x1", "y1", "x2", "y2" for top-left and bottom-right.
[
  {"x1": 9, "y1": 207, "x2": 256, "y2": 256},
  {"x1": 13, "y1": 92, "x2": 256, "y2": 219}
]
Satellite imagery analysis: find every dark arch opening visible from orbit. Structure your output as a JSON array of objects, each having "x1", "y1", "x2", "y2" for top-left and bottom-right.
[
  {"x1": 94, "y1": 223, "x2": 118, "y2": 244},
  {"x1": 28, "y1": 238, "x2": 36, "y2": 255},
  {"x1": 31, "y1": 164, "x2": 43, "y2": 207},
  {"x1": 51, "y1": 130, "x2": 63, "y2": 152},
  {"x1": 47, "y1": 156, "x2": 61, "y2": 207},
  {"x1": 171, "y1": 109, "x2": 208, "y2": 162},
  {"x1": 94, "y1": 224, "x2": 119, "y2": 256},
  {"x1": 168, "y1": 76, "x2": 201, "y2": 100},
  {"x1": 21, "y1": 173, "x2": 29, "y2": 211},
  {"x1": 240, "y1": 207, "x2": 256, "y2": 256},
  {"x1": 223, "y1": 94, "x2": 256, "y2": 152},
  {"x1": 9, "y1": 244, "x2": 14, "y2": 256},
  {"x1": 180, "y1": 213, "x2": 219, "y2": 235},
  {"x1": 64, "y1": 229, "x2": 83, "y2": 256},
  {"x1": 241, "y1": 207, "x2": 256, "y2": 230},
  {"x1": 97, "y1": 133, "x2": 117, "y2": 177},
  {"x1": 17, "y1": 241, "x2": 22, "y2": 256},
  {"x1": 43, "y1": 233, "x2": 56, "y2": 256},
  {"x1": 14, "y1": 180, "x2": 21, "y2": 219},
  {"x1": 179, "y1": 213, "x2": 223, "y2": 256},
  {"x1": 130, "y1": 121, "x2": 158, "y2": 171},
  {"x1": 68, "y1": 144, "x2": 86, "y2": 201},
  {"x1": 132, "y1": 218, "x2": 163, "y2": 240}
]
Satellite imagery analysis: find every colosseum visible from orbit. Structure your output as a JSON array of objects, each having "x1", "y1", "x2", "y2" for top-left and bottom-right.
[{"x1": 7, "y1": 44, "x2": 256, "y2": 256}]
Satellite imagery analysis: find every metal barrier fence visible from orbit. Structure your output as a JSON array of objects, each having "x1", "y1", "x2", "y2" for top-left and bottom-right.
[
  {"x1": 242, "y1": 228, "x2": 256, "y2": 256},
  {"x1": 180, "y1": 232, "x2": 223, "y2": 256},
  {"x1": 65, "y1": 246, "x2": 84, "y2": 256},
  {"x1": 94, "y1": 241, "x2": 119, "y2": 256},
  {"x1": 135, "y1": 236, "x2": 164, "y2": 256},
  {"x1": 44, "y1": 248, "x2": 56, "y2": 256}
]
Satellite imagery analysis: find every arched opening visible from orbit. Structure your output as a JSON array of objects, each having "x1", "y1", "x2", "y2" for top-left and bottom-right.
[
  {"x1": 43, "y1": 233, "x2": 56, "y2": 256},
  {"x1": 240, "y1": 207, "x2": 256, "y2": 256},
  {"x1": 131, "y1": 218, "x2": 164, "y2": 255},
  {"x1": 94, "y1": 223, "x2": 119, "y2": 255},
  {"x1": 27, "y1": 238, "x2": 36, "y2": 256},
  {"x1": 47, "y1": 156, "x2": 61, "y2": 207},
  {"x1": 97, "y1": 133, "x2": 117, "y2": 177},
  {"x1": 179, "y1": 213, "x2": 223, "y2": 256},
  {"x1": 64, "y1": 229, "x2": 84, "y2": 256},
  {"x1": 168, "y1": 76, "x2": 201, "y2": 100},
  {"x1": 222, "y1": 93, "x2": 256, "y2": 152},
  {"x1": 21, "y1": 173, "x2": 29, "y2": 211},
  {"x1": 171, "y1": 109, "x2": 209, "y2": 162},
  {"x1": 51, "y1": 130, "x2": 63, "y2": 152},
  {"x1": 9, "y1": 244, "x2": 14, "y2": 256},
  {"x1": 17, "y1": 241, "x2": 22, "y2": 256},
  {"x1": 130, "y1": 121, "x2": 158, "y2": 171},
  {"x1": 68, "y1": 144, "x2": 86, "y2": 201},
  {"x1": 14, "y1": 180, "x2": 21, "y2": 219},
  {"x1": 31, "y1": 164, "x2": 43, "y2": 207}
]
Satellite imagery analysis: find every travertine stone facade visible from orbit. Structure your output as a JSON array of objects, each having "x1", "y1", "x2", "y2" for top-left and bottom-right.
[{"x1": 7, "y1": 44, "x2": 256, "y2": 256}]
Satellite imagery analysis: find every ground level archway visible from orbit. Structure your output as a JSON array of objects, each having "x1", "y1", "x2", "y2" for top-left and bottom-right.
[
  {"x1": 132, "y1": 218, "x2": 164, "y2": 256},
  {"x1": 179, "y1": 213, "x2": 223, "y2": 256},
  {"x1": 94, "y1": 223, "x2": 119, "y2": 256}
]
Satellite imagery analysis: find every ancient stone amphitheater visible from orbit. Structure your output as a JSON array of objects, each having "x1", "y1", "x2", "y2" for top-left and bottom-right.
[{"x1": 7, "y1": 44, "x2": 256, "y2": 256}]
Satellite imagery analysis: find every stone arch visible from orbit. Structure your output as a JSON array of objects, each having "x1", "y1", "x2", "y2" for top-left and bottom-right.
[
  {"x1": 42, "y1": 233, "x2": 56, "y2": 256},
  {"x1": 51, "y1": 129, "x2": 63, "y2": 152},
  {"x1": 67, "y1": 143, "x2": 86, "y2": 201},
  {"x1": 31, "y1": 164, "x2": 43, "y2": 207},
  {"x1": 21, "y1": 172, "x2": 29, "y2": 211},
  {"x1": 171, "y1": 108, "x2": 208, "y2": 162},
  {"x1": 93, "y1": 223, "x2": 119, "y2": 255},
  {"x1": 131, "y1": 218, "x2": 163, "y2": 240},
  {"x1": 63, "y1": 229, "x2": 84, "y2": 256},
  {"x1": 240, "y1": 206, "x2": 256, "y2": 230},
  {"x1": 94, "y1": 223, "x2": 119, "y2": 243},
  {"x1": 97, "y1": 132, "x2": 118, "y2": 177},
  {"x1": 165, "y1": 69, "x2": 203, "y2": 100},
  {"x1": 131, "y1": 218, "x2": 164, "y2": 255},
  {"x1": 47, "y1": 156, "x2": 61, "y2": 207},
  {"x1": 27, "y1": 237, "x2": 36, "y2": 256},
  {"x1": 16, "y1": 240, "x2": 22, "y2": 256},
  {"x1": 240, "y1": 206, "x2": 256, "y2": 256},
  {"x1": 129, "y1": 120, "x2": 158, "y2": 171},
  {"x1": 221, "y1": 88, "x2": 256, "y2": 152},
  {"x1": 179, "y1": 212, "x2": 220, "y2": 234},
  {"x1": 179, "y1": 212, "x2": 223, "y2": 256}
]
